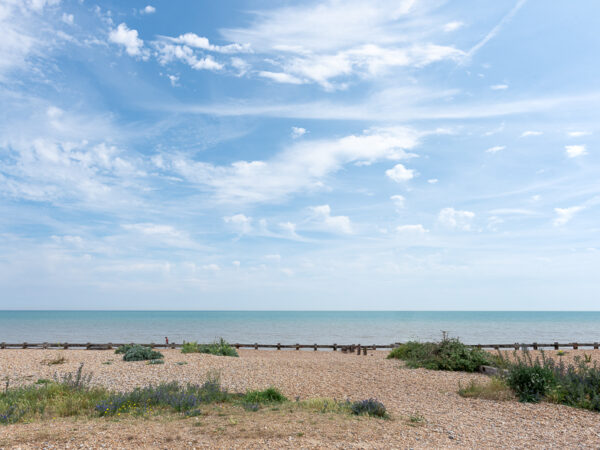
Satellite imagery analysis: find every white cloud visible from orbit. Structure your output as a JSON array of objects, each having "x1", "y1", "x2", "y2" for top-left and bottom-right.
[
  {"x1": 553, "y1": 206, "x2": 583, "y2": 226},
  {"x1": 258, "y1": 71, "x2": 304, "y2": 84},
  {"x1": 167, "y1": 74, "x2": 179, "y2": 86},
  {"x1": 396, "y1": 224, "x2": 428, "y2": 233},
  {"x1": 291, "y1": 127, "x2": 307, "y2": 138},
  {"x1": 279, "y1": 222, "x2": 300, "y2": 239},
  {"x1": 385, "y1": 163, "x2": 414, "y2": 182},
  {"x1": 155, "y1": 43, "x2": 223, "y2": 70},
  {"x1": 520, "y1": 130, "x2": 542, "y2": 137},
  {"x1": 141, "y1": 5, "x2": 156, "y2": 14},
  {"x1": 567, "y1": 131, "x2": 590, "y2": 137},
  {"x1": 486, "y1": 145, "x2": 505, "y2": 153},
  {"x1": 230, "y1": 57, "x2": 250, "y2": 76},
  {"x1": 121, "y1": 223, "x2": 199, "y2": 249},
  {"x1": 224, "y1": 214, "x2": 252, "y2": 234},
  {"x1": 390, "y1": 194, "x2": 405, "y2": 210},
  {"x1": 310, "y1": 205, "x2": 352, "y2": 235},
  {"x1": 164, "y1": 33, "x2": 250, "y2": 54},
  {"x1": 61, "y1": 13, "x2": 74, "y2": 24},
  {"x1": 232, "y1": 260, "x2": 241, "y2": 267},
  {"x1": 222, "y1": 1, "x2": 464, "y2": 89},
  {"x1": 109, "y1": 23, "x2": 145, "y2": 57},
  {"x1": 490, "y1": 84, "x2": 508, "y2": 90},
  {"x1": 427, "y1": 178, "x2": 438, "y2": 184},
  {"x1": 438, "y1": 207, "x2": 475, "y2": 231},
  {"x1": 565, "y1": 145, "x2": 587, "y2": 158},
  {"x1": 443, "y1": 21, "x2": 463, "y2": 32},
  {"x1": 164, "y1": 127, "x2": 419, "y2": 203}
]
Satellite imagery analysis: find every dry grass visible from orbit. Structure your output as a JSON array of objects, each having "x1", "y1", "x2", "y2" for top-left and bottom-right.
[{"x1": 458, "y1": 377, "x2": 515, "y2": 401}]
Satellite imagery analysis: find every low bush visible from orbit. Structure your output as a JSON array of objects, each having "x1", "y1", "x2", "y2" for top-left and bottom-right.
[
  {"x1": 458, "y1": 377, "x2": 514, "y2": 401},
  {"x1": 298, "y1": 397, "x2": 351, "y2": 414},
  {"x1": 115, "y1": 344, "x2": 135, "y2": 354},
  {"x1": 122, "y1": 345, "x2": 163, "y2": 362},
  {"x1": 181, "y1": 338, "x2": 238, "y2": 357},
  {"x1": 350, "y1": 398, "x2": 387, "y2": 418},
  {"x1": 388, "y1": 338, "x2": 491, "y2": 372},
  {"x1": 506, "y1": 363, "x2": 554, "y2": 403},
  {"x1": 242, "y1": 387, "x2": 287, "y2": 404}
]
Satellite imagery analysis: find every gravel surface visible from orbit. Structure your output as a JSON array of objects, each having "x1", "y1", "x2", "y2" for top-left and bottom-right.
[{"x1": 1, "y1": 348, "x2": 600, "y2": 448}]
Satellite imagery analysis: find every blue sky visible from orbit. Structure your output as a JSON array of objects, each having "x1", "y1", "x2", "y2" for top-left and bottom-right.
[{"x1": 0, "y1": 0, "x2": 599, "y2": 310}]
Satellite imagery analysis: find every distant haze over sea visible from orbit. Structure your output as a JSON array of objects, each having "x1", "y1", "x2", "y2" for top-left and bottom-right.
[{"x1": 1, "y1": 311, "x2": 599, "y2": 344}]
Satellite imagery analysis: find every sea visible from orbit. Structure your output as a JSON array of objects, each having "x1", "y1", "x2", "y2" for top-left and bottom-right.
[{"x1": 1, "y1": 311, "x2": 599, "y2": 345}]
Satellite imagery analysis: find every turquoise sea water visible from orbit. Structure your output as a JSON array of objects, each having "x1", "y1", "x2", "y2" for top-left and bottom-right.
[{"x1": 1, "y1": 311, "x2": 599, "y2": 345}]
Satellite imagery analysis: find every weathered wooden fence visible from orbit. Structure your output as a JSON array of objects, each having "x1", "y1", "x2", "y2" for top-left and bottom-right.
[{"x1": 1, "y1": 341, "x2": 599, "y2": 354}]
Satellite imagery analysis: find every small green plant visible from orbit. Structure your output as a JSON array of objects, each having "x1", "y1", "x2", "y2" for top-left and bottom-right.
[
  {"x1": 458, "y1": 377, "x2": 514, "y2": 401},
  {"x1": 181, "y1": 338, "x2": 238, "y2": 357},
  {"x1": 146, "y1": 359, "x2": 164, "y2": 365},
  {"x1": 408, "y1": 412, "x2": 425, "y2": 424},
  {"x1": 242, "y1": 387, "x2": 287, "y2": 404},
  {"x1": 122, "y1": 345, "x2": 164, "y2": 362},
  {"x1": 43, "y1": 354, "x2": 66, "y2": 365},
  {"x1": 388, "y1": 337, "x2": 491, "y2": 372},
  {"x1": 557, "y1": 350, "x2": 567, "y2": 356},
  {"x1": 176, "y1": 361, "x2": 188, "y2": 365},
  {"x1": 506, "y1": 352, "x2": 555, "y2": 403},
  {"x1": 583, "y1": 353, "x2": 592, "y2": 363},
  {"x1": 350, "y1": 398, "x2": 387, "y2": 418},
  {"x1": 298, "y1": 398, "x2": 351, "y2": 414}
]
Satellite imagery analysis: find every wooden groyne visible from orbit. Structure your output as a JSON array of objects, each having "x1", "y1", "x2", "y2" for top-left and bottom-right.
[{"x1": 1, "y1": 341, "x2": 599, "y2": 353}]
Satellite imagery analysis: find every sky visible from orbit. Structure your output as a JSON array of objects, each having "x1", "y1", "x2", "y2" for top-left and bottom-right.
[{"x1": 0, "y1": 0, "x2": 599, "y2": 310}]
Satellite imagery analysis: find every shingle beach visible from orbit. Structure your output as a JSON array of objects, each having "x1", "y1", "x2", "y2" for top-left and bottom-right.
[{"x1": 1, "y1": 348, "x2": 600, "y2": 448}]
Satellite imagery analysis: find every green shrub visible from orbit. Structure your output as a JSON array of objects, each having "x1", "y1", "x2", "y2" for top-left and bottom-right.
[
  {"x1": 115, "y1": 344, "x2": 135, "y2": 354},
  {"x1": 507, "y1": 364, "x2": 554, "y2": 402},
  {"x1": 388, "y1": 338, "x2": 490, "y2": 372},
  {"x1": 181, "y1": 338, "x2": 238, "y2": 357},
  {"x1": 350, "y1": 398, "x2": 387, "y2": 418},
  {"x1": 242, "y1": 387, "x2": 287, "y2": 404},
  {"x1": 122, "y1": 345, "x2": 164, "y2": 362}
]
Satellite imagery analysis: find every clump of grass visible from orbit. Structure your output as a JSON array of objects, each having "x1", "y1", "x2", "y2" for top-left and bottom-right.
[
  {"x1": 176, "y1": 361, "x2": 188, "y2": 366},
  {"x1": 458, "y1": 377, "x2": 514, "y2": 401},
  {"x1": 42, "y1": 354, "x2": 66, "y2": 366},
  {"x1": 122, "y1": 345, "x2": 163, "y2": 362},
  {"x1": 408, "y1": 412, "x2": 425, "y2": 424},
  {"x1": 242, "y1": 387, "x2": 287, "y2": 404},
  {"x1": 181, "y1": 338, "x2": 238, "y2": 357},
  {"x1": 388, "y1": 337, "x2": 491, "y2": 372},
  {"x1": 298, "y1": 398, "x2": 351, "y2": 414},
  {"x1": 350, "y1": 398, "x2": 387, "y2": 418},
  {"x1": 146, "y1": 359, "x2": 164, "y2": 365}
]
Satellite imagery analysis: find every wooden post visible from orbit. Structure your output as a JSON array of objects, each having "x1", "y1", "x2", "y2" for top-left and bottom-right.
[
  {"x1": 533, "y1": 342, "x2": 538, "y2": 350},
  {"x1": 86, "y1": 343, "x2": 91, "y2": 350},
  {"x1": 513, "y1": 343, "x2": 519, "y2": 350},
  {"x1": 276, "y1": 343, "x2": 281, "y2": 350},
  {"x1": 554, "y1": 342, "x2": 559, "y2": 350},
  {"x1": 235, "y1": 344, "x2": 240, "y2": 350},
  {"x1": 63, "y1": 342, "x2": 69, "y2": 349},
  {"x1": 295, "y1": 344, "x2": 300, "y2": 351},
  {"x1": 22, "y1": 342, "x2": 27, "y2": 349},
  {"x1": 333, "y1": 343, "x2": 337, "y2": 351},
  {"x1": 356, "y1": 345, "x2": 361, "y2": 355},
  {"x1": 362, "y1": 347, "x2": 367, "y2": 355},
  {"x1": 573, "y1": 343, "x2": 578, "y2": 350},
  {"x1": 42, "y1": 342, "x2": 48, "y2": 349},
  {"x1": 0, "y1": 342, "x2": 5, "y2": 349},
  {"x1": 171, "y1": 343, "x2": 175, "y2": 349},
  {"x1": 254, "y1": 343, "x2": 258, "y2": 350},
  {"x1": 313, "y1": 344, "x2": 317, "y2": 351},
  {"x1": 494, "y1": 345, "x2": 499, "y2": 350},
  {"x1": 594, "y1": 342, "x2": 599, "y2": 350}
]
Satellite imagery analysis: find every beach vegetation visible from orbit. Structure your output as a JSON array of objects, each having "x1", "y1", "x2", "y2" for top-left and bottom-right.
[
  {"x1": 458, "y1": 377, "x2": 514, "y2": 401},
  {"x1": 350, "y1": 398, "x2": 388, "y2": 418},
  {"x1": 297, "y1": 397, "x2": 352, "y2": 414},
  {"x1": 121, "y1": 345, "x2": 163, "y2": 362},
  {"x1": 242, "y1": 387, "x2": 287, "y2": 404},
  {"x1": 181, "y1": 338, "x2": 238, "y2": 357},
  {"x1": 114, "y1": 344, "x2": 135, "y2": 354},
  {"x1": 42, "y1": 354, "x2": 67, "y2": 366},
  {"x1": 388, "y1": 338, "x2": 491, "y2": 372}
]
